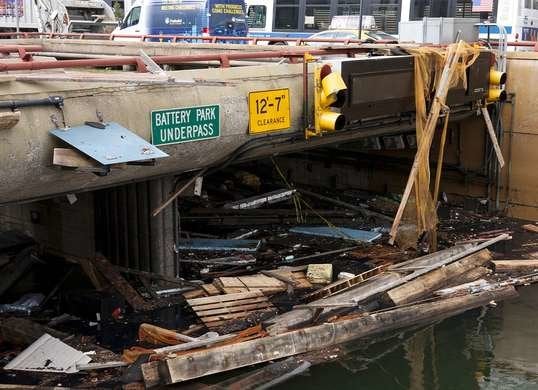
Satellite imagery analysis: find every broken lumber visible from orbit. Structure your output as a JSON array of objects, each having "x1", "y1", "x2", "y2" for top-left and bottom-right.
[
  {"x1": 91, "y1": 255, "x2": 155, "y2": 311},
  {"x1": 266, "y1": 272, "x2": 401, "y2": 335},
  {"x1": 383, "y1": 249, "x2": 492, "y2": 306},
  {"x1": 302, "y1": 265, "x2": 386, "y2": 302},
  {"x1": 492, "y1": 260, "x2": 538, "y2": 273},
  {"x1": 144, "y1": 285, "x2": 517, "y2": 386}
]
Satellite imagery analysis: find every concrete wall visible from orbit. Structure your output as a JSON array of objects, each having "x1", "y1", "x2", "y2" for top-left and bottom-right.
[
  {"x1": 0, "y1": 193, "x2": 96, "y2": 258},
  {"x1": 280, "y1": 52, "x2": 538, "y2": 222},
  {"x1": 497, "y1": 52, "x2": 538, "y2": 220}
]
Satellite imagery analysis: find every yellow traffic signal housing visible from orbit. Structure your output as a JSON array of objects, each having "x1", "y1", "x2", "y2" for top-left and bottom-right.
[
  {"x1": 487, "y1": 67, "x2": 507, "y2": 103},
  {"x1": 307, "y1": 63, "x2": 347, "y2": 139}
]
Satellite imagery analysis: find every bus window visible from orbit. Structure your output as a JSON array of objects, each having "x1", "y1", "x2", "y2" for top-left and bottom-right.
[
  {"x1": 124, "y1": 6, "x2": 141, "y2": 27},
  {"x1": 274, "y1": 7, "x2": 298, "y2": 29},
  {"x1": 209, "y1": 0, "x2": 248, "y2": 36},
  {"x1": 247, "y1": 5, "x2": 266, "y2": 28},
  {"x1": 147, "y1": 3, "x2": 200, "y2": 31}
]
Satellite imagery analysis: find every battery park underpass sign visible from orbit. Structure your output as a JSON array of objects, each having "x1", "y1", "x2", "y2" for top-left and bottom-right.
[{"x1": 151, "y1": 105, "x2": 220, "y2": 146}]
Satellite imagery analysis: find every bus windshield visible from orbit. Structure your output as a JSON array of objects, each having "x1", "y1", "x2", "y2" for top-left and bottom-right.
[{"x1": 146, "y1": 2, "x2": 203, "y2": 31}]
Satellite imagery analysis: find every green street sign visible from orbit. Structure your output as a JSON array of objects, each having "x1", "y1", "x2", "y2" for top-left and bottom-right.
[{"x1": 151, "y1": 105, "x2": 220, "y2": 146}]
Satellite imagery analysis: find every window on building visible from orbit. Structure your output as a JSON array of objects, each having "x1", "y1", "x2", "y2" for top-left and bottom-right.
[
  {"x1": 337, "y1": 0, "x2": 361, "y2": 15},
  {"x1": 525, "y1": 0, "x2": 532, "y2": 9},
  {"x1": 274, "y1": 6, "x2": 299, "y2": 29},
  {"x1": 247, "y1": 5, "x2": 267, "y2": 28}
]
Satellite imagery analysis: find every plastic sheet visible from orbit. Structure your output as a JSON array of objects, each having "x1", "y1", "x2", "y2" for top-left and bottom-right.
[{"x1": 391, "y1": 41, "x2": 481, "y2": 247}]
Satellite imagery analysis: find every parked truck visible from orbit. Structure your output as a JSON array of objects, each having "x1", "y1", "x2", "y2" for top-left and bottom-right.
[{"x1": 0, "y1": 0, "x2": 117, "y2": 33}]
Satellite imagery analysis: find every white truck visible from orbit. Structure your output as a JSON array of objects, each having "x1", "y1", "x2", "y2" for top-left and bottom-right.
[{"x1": 0, "y1": 0, "x2": 117, "y2": 33}]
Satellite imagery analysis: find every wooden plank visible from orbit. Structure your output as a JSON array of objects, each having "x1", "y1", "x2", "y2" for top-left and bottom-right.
[
  {"x1": 186, "y1": 291, "x2": 264, "y2": 306},
  {"x1": 53, "y1": 148, "x2": 99, "y2": 168},
  {"x1": 492, "y1": 260, "x2": 538, "y2": 273},
  {"x1": 522, "y1": 224, "x2": 538, "y2": 234},
  {"x1": 183, "y1": 289, "x2": 207, "y2": 299},
  {"x1": 146, "y1": 286, "x2": 518, "y2": 386},
  {"x1": 238, "y1": 274, "x2": 286, "y2": 294},
  {"x1": 201, "y1": 283, "x2": 220, "y2": 296},
  {"x1": 190, "y1": 296, "x2": 269, "y2": 312},
  {"x1": 0, "y1": 110, "x2": 20, "y2": 131},
  {"x1": 194, "y1": 302, "x2": 273, "y2": 317}
]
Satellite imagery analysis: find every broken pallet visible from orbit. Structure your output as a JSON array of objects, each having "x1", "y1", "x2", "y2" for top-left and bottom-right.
[
  {"x1": 213, "y1": 274, "x2": 287, "y2": 295},
  {"x1": 187, "y1": 291, "x2": 275, "y2": 328}
]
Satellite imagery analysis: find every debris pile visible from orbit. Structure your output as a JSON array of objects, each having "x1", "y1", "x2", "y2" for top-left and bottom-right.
[{"x1": 2, "y1": 175, "x2": 538, "y2": 388}]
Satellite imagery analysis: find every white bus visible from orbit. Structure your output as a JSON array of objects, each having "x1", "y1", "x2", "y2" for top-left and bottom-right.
[
  {"x1": 493, "y1": 0, "x2": 538, "y2": 41},
  {"x1": 245, "y1": 0, "x2": 399, "y2": 43}
]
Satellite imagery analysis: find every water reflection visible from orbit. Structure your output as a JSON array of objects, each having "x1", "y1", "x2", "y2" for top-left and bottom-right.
[{"x1": 277, "y1": 285, "x2": 538, "y2": 390}]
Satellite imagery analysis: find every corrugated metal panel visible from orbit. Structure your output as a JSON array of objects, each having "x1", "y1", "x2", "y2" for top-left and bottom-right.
[
  {"x1": 50, "y1": 122, "x2": 169, "y2": 165},
  {"x1": 290, "y1": 226, "x2": 382, "y2": 242},
  {"x1": 4, "y1": 333, "x2": 91, "y2": 373}
]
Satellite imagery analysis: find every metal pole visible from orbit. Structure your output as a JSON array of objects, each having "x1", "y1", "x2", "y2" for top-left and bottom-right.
[
  {"x1": 358, "y1": 0, "x2": 364, "y2": 40},
  {"x1": 15, "y1": 0, "x2": 20, "y2": 33}
]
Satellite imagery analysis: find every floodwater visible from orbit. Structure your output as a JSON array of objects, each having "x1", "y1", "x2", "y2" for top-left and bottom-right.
[{"x1": 279, "y1": 284, "x2": 538, "y2": 390}]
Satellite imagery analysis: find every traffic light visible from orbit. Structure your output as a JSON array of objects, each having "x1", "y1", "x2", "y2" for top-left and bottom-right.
[
  {"x1": 306, "y1": 63, "x2": 347, "y2": 139},
  {"x1": 487, "y1": 67, "x2": 507, "y2": 103}
]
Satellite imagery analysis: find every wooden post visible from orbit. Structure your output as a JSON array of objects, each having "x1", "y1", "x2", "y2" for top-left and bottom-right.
[{"x1": 481, "y1": 106, "x2": 505, "y2": 168}]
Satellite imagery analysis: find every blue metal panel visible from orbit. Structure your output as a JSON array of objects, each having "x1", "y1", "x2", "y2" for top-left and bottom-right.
[
  {"x1": 50, "y1": 122, "x2": 168, "y2": 165},
  {"x1": 176, "y1": 238, "x2": 261, "y2": 252},
  {"x1": 478, "y1": 25, "x2": 512, "y2": 34},
  {"x1": 289, "y1": 226, "x2": 382, "y2": 242}
]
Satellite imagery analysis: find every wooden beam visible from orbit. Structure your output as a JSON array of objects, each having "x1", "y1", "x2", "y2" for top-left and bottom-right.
[
  {"x1": 492, "y1": 260, "x2": 538, "y2": 273},
  {"x1": 145, "y1": 285, "x2": 517, "y2": 386},
  {"x1": 383, "y1": 249, "x2": 492, "y2": 306}
]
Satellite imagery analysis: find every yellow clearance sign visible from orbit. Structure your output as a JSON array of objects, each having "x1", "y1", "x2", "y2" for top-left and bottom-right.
[{"x1": 248, "y1": 88, "x2": 290, "y2": 134}]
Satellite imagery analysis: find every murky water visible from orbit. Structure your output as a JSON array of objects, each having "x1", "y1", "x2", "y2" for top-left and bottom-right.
[{"x1": 278, "y1": 285, "x2": 538, "y2": 390}]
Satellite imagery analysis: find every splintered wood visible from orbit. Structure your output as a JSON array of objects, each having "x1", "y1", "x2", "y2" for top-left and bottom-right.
[{"x1": 187, "y1": 291, "x2": 275, "y2": 328}]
